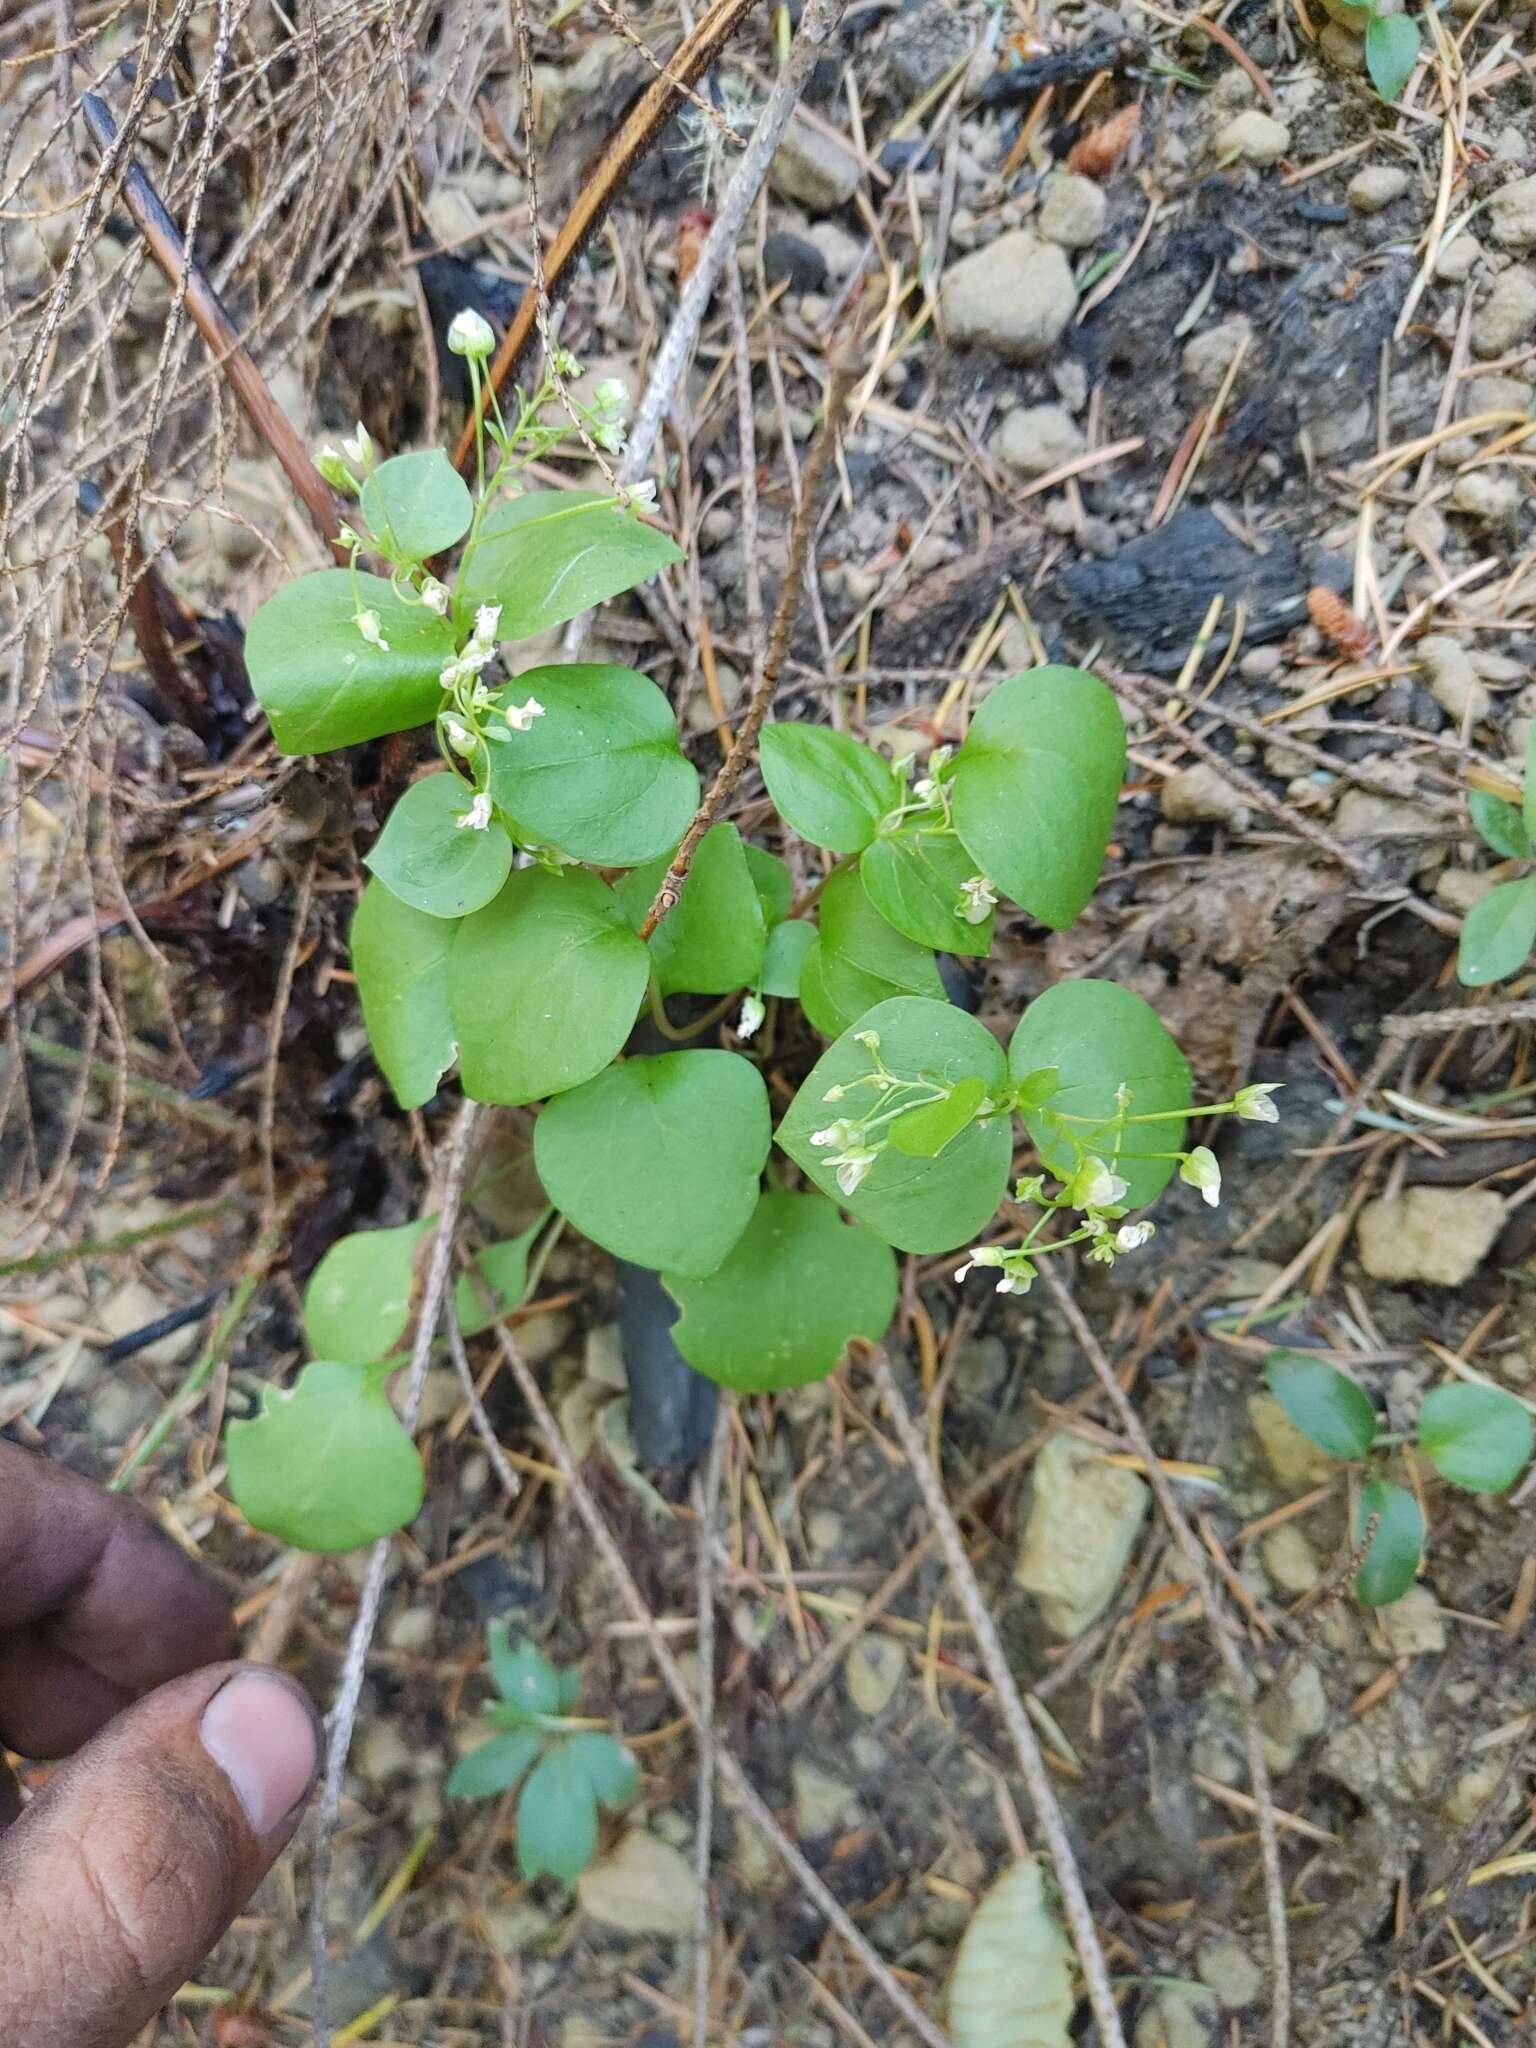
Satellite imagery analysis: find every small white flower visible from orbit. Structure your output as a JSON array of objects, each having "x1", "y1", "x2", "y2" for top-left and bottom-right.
[
  {"x1": 625, "y1": 477, "x2": 658, "y2": 511},
  {"x1": 1088, "y1": 1238, "x2": 1117, "y2": 1265},
  {"x1": 810, "y1": 1118, "x2": 862, "y2": 1150},
  {"x1": 1014, "y1": 1174, "x2": 1047, "y2": 1206},
  {"x1": 852, "y1": 1031, "x2": 881, "y2": 1055},
  {"x1": 354, "y1": 607, "x2": 389, "y2": 652},
  {"x1": 447, "y1": 307, "x2": 496, "y2": 359},
  {"x1": 335, "y1": 523, "x2": 360, "y2": 548},
  {"x1": 316, "y1": 445, "x2": 354, "y2": 489},
  {"x1": 1069, "y1": 1156, "x2": 1129, "y2": 1212},
  {"x1": 341, "y1": 421, "x2": 373, "y2": 467},
  {"x1": 822, "y1": 1084, "x2": 846, "y2": 1103},
  {"x1": 912, "y1": 776, "x2": 937, "y2": 801},
  {"x1": 420, "y1": 576, "x2": 451, "y2": 616},
  {"x1": 553, "y1": 348, "x2": 583, "y2": 378},
  {"x1": 832, "y1": 1147, "x2": 879, "y2": 1197},
  {"x1": 502, "y1": 695, "x2": 545, "y2": 733},
  {"x1": 995, "y1": 1266, "x2": 1035, "y2": 1295},
  {"x1": 1234, "y1": 1083, "x2": 1282, "y2": 1124},
  {"x1": 594, "y1": 421, "x2": 627, "y2": 454},
  {"x1": 1115, "y1": 1221, "x2": 1155, "y2": 1252},
  {"x1": 592, "y1": 376, "x2": 629, "y2": 416},
  {"x1": 456, "y1": 791, "x2": 493, "y2": 832},
  {"x1": 956, "y1": 874, "x2": 997, "y2": 925},
  {"x1": 954, "y1": 1245, "x2": 1006, "y2": 1284},
  {"x1": 444, "y1": 717, "x2": 476, "y2": 756},
  {"x1": 1180, "y1": 1146, "x2": 1222, "y2": 1207},
  {"x1": 473, "y1": 603, "x2": 502, "y2": 646},
  {"x1": 737, "y1": 994, "x2": 766, "y2": 1039}
]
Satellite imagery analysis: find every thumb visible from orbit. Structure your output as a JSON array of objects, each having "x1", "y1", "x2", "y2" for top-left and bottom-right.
[{"x1": 0, "y1": 1662, "x2": 319, "y2": 2048}]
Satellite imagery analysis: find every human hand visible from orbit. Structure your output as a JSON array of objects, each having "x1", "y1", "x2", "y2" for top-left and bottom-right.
[{"x1": 0, "y1": 1441, "x2": 319, "y2": 2047}]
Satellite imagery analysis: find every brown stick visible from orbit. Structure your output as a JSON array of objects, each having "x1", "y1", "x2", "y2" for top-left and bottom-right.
[
  {"x1": 640, "y1": 360, "x2": 858, "y2": 940},
  {"x1": 79, "y1": 94, "x2": 345, "y2": 554},
  {"x1": 451, "y1": 0, "x2": 763, "y2": 474}
]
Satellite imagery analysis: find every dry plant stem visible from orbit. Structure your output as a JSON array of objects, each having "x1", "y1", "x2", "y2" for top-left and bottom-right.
[
  {"x1": 726, "y1": 259, "x2": 767, "y2": 677},
  {"x1": 309, "y1": 1099, "x2": 481, "y2": 2048},
  {"x1": 563, "y1": 0, "x2": 849, "y2": 659},
  {"x1": 865, "y1": 1350, "x2": 1129, "y2": 2048},
  {"x1": 493, "y1": 1323, "x2": 953, "y2": 2048},
  {"x1": 79, "y1": 93, "x2": 345, "y2": 554},
  {"x1": 445, "y1": 1307, "x2": 521, "y2": 1501},
  {"x1": 1385, "y1": 997, "x2": 1536, "y2": 1038},
  {"x1": 691, "y1": 1401, "x2": 729, "y2": 2048},
  {"x1": 640, "y1": 360, "x2": 857, "y2": 938},
  {"x1": 257, "y1": 850, "x2": 316, "y2": 1222},
  {"x1": 1039, "y1": 1265, "x2": 1291, "y2": 2048}
]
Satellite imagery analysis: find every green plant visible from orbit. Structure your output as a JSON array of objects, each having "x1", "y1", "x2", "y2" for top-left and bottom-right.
[
  {"x1": 226, "y1": 308, "x2": 1276, "y2": 1552},
  {"x1": 444, "y1": 1624, "x2": 638, "y2": 1884},
  {"x1": 1320, "y1": 0, "x2": 1420, "y2": 101},
  {"x1": 1263, "y1": 1350, "x2": 1534, "y2": 1605},
  {"x1": 1457, "y1": 731, "x2": 1536, "y2": 987}
]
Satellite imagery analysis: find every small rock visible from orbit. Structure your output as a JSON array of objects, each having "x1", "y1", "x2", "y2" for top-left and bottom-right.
[
  {"x1": 1136, "y1": 1985, "x2": 1220, "y2": 2048},
  {"x1": 1357, "y1": 1186, "x2": 1506, "y2": 1286},
  {"x1": 1259, "y1": 1660, "x2": 1329, "y2": 1773},
  {"x1": 1308, "y1": 396, "x2": 1373, "y2": 457},
  {"x1": 845, "y1": 1636, "x2": 905, "y2": 1717},
  {"x1": 1263, "y1": 1522, "x2": 1323, "y2": 1596},
  {"x1": 1467, "y1": 374, "x2": 1532, "y2": 415},
  {"x1": 357, "y1": 1720, "x2": 413, "y2": 1782},
  {"x1": 1417, "y1": 633, "x2": 1489, "y2": 723},
  {"x1": 1349, "y1": 165, "x2": 1411, "y2": 213},
  {"x1": 1434, "y1": 868, "x2": 1497, "y2": 913},
  {"x1": 885, "y1": 0, "x2": 974, "y2": 96},
  {"x1": 1182, "y1": 315, "x2": 1253, "y2": 397},
  {"x1": 1039, "y1": 172, "x2": 1107, "y2": 248},
  {"x1": 772, "y1": 116, "x2": 859, "y2": 213},
  {"x1": 1217, "y1": 110, "x2": 1292, "y2": 168},
  {"x1": 762, "y1": 229, "x2": 828, "y2": 293},
  {"x1": 992, "y1": 401, "x2": 1086, "y2": 477},
  {"x1": 1405, "y1": 503, "x2": 1448, "y2": 553},
  {"x1": 1160, "y1": 762, "x2": 1250, "y2": 831},
  {"x1": 1378, "y1": 1583, "x2": 1447, "y2": 1656},
  {"x1": 1319, "y1": 22, "x2": 1366, "y2": 71},
  {"x1": 806, "y1": 219, "x2": 863, "y2": 280},
  {"x1": 1333, "y1": 788, "x2": 1448, "y2": 841},
  {"x1": 806, "y1": 1509, "x2": 844, "y2": 1556},
  {"x1": 1014, "y1": 1433, "x2": 1149, "y2": 1638},
  {"x1": 1197, "y1": 1934, "x2": 1265, "y2": 2010},
  {"x1": 1473, "y1": 265, "x2": 1536, "y2": 357},
  {"x1": 1489, "y1": 173, "x2": 1536, "y2": 250},
  {"x1": 940, "y1": 231, "x2": 1077, "y2": 361},
  {"x1": 1443, "y1": 1761, "x2": 1518, "y2": 1827},
  {"x1": 1435, "y1": 233, "x2": 1483, "y2": 280},
  {"x1": 791, "y1": 1757, "x2": 860, "y2": 1839},
  {"x1": 577, "y1": 1829, "x2": 696, "y2": 1937},
  {"x1": 1249, "y1": 1392, "x2": 1337, "y2": 1489}
]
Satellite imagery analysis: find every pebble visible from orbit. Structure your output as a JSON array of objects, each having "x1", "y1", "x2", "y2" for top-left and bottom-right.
[
  {"x1": 1135, "y1": 1986, "x2": 1220, "y2": 2048},
  {"x1": 772, "y1": 116, "x2": 860, "y2": 213},
  {"x1": 1417, "y1": 634, "x2": 1489, "y2": 724},
  {"x1": 1181, "y1": 314, "x2": 1252, "y2": 396},
  {"x1": 1160, "y1": 762, "x2": 1250, "y2": 831},
  {"x1": 1349, "y1": 165, "x2": 1411, "y2": 213},
  {"x1": 1013, "y1": 1432, "x2": 1149, "y2": 1638},
  {"x1": 1356, "y1": 1186, "x2": 1506, "y2": 1285},
  {"x1": 1473, "y1": 264, "x2": 1536, "y2": 357},
  {"x1": 1259, "y1": 1660, "x2": 1329, "y2": 1773},
  {"x1": 1435, "y1": 233, "x2": 1483, "y2": 280},
  {"x1": 1217, "y1": 110, "x2": 1292, "y2": 168},
  {"x1": 992, "y1": 401, "x2": 1086, "y2": 476},
  {"x1": 806, "y1": 219, "x2": 863, "y2": 280},
  {"x1": 1197, "y1": 1934, "x2": 1265, "y2": 2010},
  {"x1": 1443, "y1": 1761, "x2": 1516, "y2": 1827},
  {"x1": 577, "y1": 1829, "x2": 696, "y2": 1937},
  {"x1": 1489, "y1": 173, "x2": 1536, "y2": 250},
  {"x1": 1249, "y1": 1392, "x2": 1338, "y2": 1489},
  {"x1": 791, "y1": 1756, "x2": 860, "y2": 1838},
  {"x1": 1378, "y1": 1583, "x2": 1447, "y2": 1656},
  {"x1": 1038, "y1": 172, "x2": 1107, "y2": 249},
  {"x1": 1434, "y1": 868, "x2": 1497, "y2": 913},
  {"x1": 763, "y1": 229, "x2": 828, "y2": 293},
  {"x1": 1319, "y1": 22, "x2": 1366, "y2": 70},
  {"x1": 1333, "y1": 788, "x2": 1448, "y2": 841},
  {"x1": 1466, "y1": 373, "x2": 1533, "y2": 415},
  {"x1": 1263, "y1": 1522, "x2": 1323, "y2": 1596},
  {"x1": 940, "y1": 231, "x2": 1077, "y2": 361},
  {"x1": 845, "y1": 1636, "x2": 905, "y2": 1717}
]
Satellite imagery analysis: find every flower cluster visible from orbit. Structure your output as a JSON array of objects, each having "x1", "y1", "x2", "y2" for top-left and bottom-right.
[{"x1": 807, "y1": 1030, "x2": 991, "y2": 1197}]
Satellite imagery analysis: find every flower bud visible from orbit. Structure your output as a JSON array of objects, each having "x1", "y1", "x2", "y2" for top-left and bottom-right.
[{"x1": 447, "y1": 307, "x2": 496, "y2": 359}]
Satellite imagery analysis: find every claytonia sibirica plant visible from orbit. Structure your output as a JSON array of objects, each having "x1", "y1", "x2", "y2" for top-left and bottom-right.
[
  {"x1": 226, "y1": 308, "x2": 1278, "y2": 1558},
  {"x1": 1455, "y1": 729, "x2": 1536, "y2": 988}
]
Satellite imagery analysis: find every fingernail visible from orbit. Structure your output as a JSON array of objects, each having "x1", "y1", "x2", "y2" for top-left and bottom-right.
[{"x1": 200, "y1": 1671, "x2": 319, "y2": 1838}]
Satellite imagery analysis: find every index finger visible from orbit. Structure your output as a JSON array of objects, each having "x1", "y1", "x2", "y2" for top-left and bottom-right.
[{"x1": 0, "y1": 1441, "x2": 234, "y2": 1757}]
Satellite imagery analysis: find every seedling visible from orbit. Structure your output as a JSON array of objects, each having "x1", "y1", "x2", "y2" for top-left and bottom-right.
[
  {"x1": 1264, "y1": 1350, "x2": 1534, "y2": 1604},
  {"x1": 445, "y1": 1624, "x2": 638, "y2": 1884},
  {"x1": 1321, "y1": 0, "x2": 1421, "y2": 102},
  {"x1": 1457, "y1": 732, "x2": 1536, "y2": 988}
]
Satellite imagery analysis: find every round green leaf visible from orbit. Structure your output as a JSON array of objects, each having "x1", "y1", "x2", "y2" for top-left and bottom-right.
[
  {"x1": 534, "y1": 1050, "x2": 770, "y2": 1276},
  {"x1": 760, "y1": 723, "x2": 900, "y2": 853},
  {"x1": 1365, "y1": 11, "x2": 1419, "y2": 100},
  {"x1": 778, "y1": 997, "x2": 1012, "y2": 1253},
  {"x1": 485, "y1": 664, "x2": 698, "y2": 867},
  {"x1": 744, "y1": 841, "x2": 794, "y2": 925},
  {"x1": 810, "y1": 865, "x2": 945, "y2": 1036},
  {"x1": 351, "y1": 878, "x2": 458, "y2": 1110},
  {"x1": 949, "y1": 667, "x2": 1125, "y2": 931},
  {"x1": 1263, "y1": 1351, "x2": 1376, "y2": 1462},
  {"x1": 796, "y1": 934, "x2": 843, "y2": 1038},
  {"x1": 564, "y1": 1731, "x2": 639, "y2": 1807},
  {"x1": 1419, "y1": 1383, "x2": 1534, "y2": 1494},
  {"x1": 490, "y1": 1625, "x2": 562, "y2": 1715},
  {"x1": 615, "y1": 823, "x2": 767, "y2": 996},
  {"x1": 517, "y1": 1743, "x2": 598, "y2": 1884},
  {"x1": 304, "y1": 1220, "x2": 430, "y2": 1365},
  {"x1": 454, "y1": 1225, "x2": 541, "y2": 1336},
  {"x1": 247, "y1": 569, "x2": 456, "y2": 753},
  {"x1": 450, "y1": 868, "x2": 650, "y2": 1106},
  {"x1": 458, "y1": 489, "x2": 683, "y2": 639},
  {"x1": 1007, "y1": 979, "x2": 1191, "y2": 1209},
  {"x1": 1355, "y1": 1478, "x2": 1425, "y2": 1607},
  {"x1": 1457, "y1": 875, "x2": 1536, "y2": 987},
  {"x1": 226, "y1": 1358, "x2": 424, "y2": 1552},
  {"x1": 760, "y1": 917, "x2": 816, "y2": 998},
  {"x1": 860, "y1": 829, "x2": 994, "y2": 954},
  {"x1": 666, "y1": 1189, "x2": 898, "y2": 1392},
  {"x1": 359, "y1": 448, "x2": 473, "y2": 561},
  {"x1": 447, "y1": 1728, "x2": 542, "y2": 1801},
  {"x1": 365, "y1": 773, "x2": 513, "y2": 919},
  {"x1": 1468, "y1": 792, "x2": 1530, "y2": 862}
]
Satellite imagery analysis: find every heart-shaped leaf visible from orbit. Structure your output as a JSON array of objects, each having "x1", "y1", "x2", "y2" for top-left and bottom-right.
[
  {"x1": 1457, "y1": 875, "x2": 1536, "y2": 987},
  {"x1": 1419, "y1": 1382, "x2": 1534, "y2": 1494},
  {"x1": 804, "y1": 866, "x2": 944, "y2": 1038},
  {"x1": 247, "y1": 569, "x2": 455, "y2": 753},
  {"x1": 861, "y1": 828, "x2": 994, "y2": 954},
  {"x1": 365, "y1": 772, "x2": 513, "y2": 919},
  {"x1": 447, "y1": 1728, "x2": 542, "y2": 1800},
  {"x1": 1264, "y1": 1351, "x2": 1376, "y2": 1462},
  {"x1": 1365, "y1": 11, "x2": 1419, "y2": 101},
  {"x1": 760, "y1": 723, "x2": 899, "y2": 853},
  {"x1": 226, "y1": 1358, "x2": 424, "y2": 1552},
  {"x1": 457, "y1": 489, "x2": 682, "y2": 639},
  {"x1": 303, "y1": 1220, "x2": 431, "y2": 1365},
  {"x1": 949, "y1": 1856, "x2": 1074, "y2": 2048},
  {"x1": 351, "y1": 879, "x2": 458, "y2": 1110},
  {"x1": 359, "y1": 448, "x2": 473, "y2": 561},
  {"x1": 1355, "y1": 1479, "x2": 1425, "y2": 1607},
  {"x1": 615, "y1": 823, "x2": 767, "y2": 996}
]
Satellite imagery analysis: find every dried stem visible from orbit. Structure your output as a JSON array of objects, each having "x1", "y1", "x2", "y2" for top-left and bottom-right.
[
  {"x1": 691, "y1": 1400, "x2": 729, "y2": 2048},
  {"x1": 640, "y1": 359, "x2": 857, "y2": 940},
  {"x1": 865, "y1": 1349, "x2": 1129, "y2": 2048}
]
